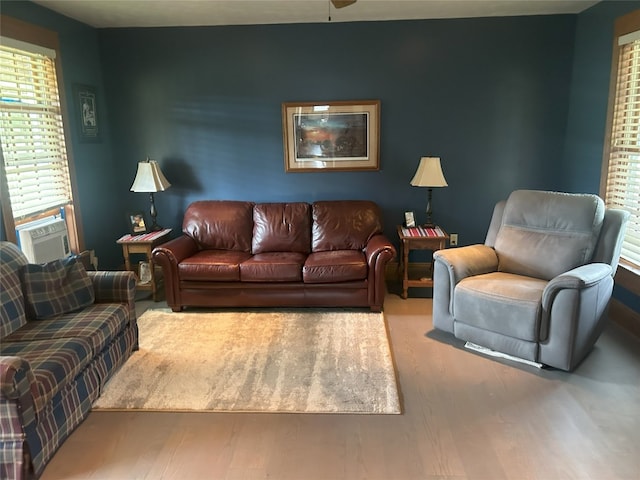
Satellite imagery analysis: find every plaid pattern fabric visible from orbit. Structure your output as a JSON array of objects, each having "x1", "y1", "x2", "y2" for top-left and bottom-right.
[
  {"x1": 22, "y1": 257, "x2": 95, "y2": 320},
  {"x1": 0, "y1": 250, "x2": 138, "y2": 479},
  {"x1": 0, "y1": 356, "x2": 38, "y2": 480},
  {"x1": 89, "y1": 271, "x2": 136, "y2": 312},
  {"x1": 0, "y1": 242, "x2": 28, "y2": 339},
  {"x1": 4, "y1": 303, "x2": 130, "y2": 356},
  {"x1": 1, "y1": 338, "x2": 93, "y2": 417},
  {"x1": 94, "y1": 324, "x2": 138, "y2": 388}
]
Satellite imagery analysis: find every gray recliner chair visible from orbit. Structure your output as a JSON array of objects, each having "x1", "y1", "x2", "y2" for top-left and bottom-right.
[{"x1": 432, "y1": 189, "x2": 630, "y2": 371}]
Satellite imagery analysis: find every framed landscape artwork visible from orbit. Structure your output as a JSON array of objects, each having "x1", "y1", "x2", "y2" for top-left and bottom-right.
[{"x1": 282, "y1": 100, "x2": 380, "y2": 172}]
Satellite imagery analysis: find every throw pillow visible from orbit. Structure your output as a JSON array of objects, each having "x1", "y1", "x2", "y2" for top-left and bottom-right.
[{"x1": 22, "y1": 256, "x2": 95, "y2": 320}]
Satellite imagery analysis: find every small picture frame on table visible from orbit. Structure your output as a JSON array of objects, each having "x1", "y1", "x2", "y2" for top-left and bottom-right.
[
  {"x1": 128, "y1": 212, "x2": 148, "y2": 235},
  {"x1": 404, "y1": 211, "x2": 416, "y2": 228}
]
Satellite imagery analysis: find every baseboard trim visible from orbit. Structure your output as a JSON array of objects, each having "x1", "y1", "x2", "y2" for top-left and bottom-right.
[{"x1": 610, "y1": 299, "x2": 640, "y2": 339}]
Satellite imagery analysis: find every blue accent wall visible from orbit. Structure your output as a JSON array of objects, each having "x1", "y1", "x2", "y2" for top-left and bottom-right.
[
  {"x1": 98, "y1": 15, "x2": 575, "y2": 267},
  {"x1": 2, "y1": 1, "x2": 638, "y2": 315}
]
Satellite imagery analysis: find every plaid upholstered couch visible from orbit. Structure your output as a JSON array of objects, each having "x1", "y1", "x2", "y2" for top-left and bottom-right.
[{"x1": 0, "y1": 241, "x2": 139, "y2": 479}]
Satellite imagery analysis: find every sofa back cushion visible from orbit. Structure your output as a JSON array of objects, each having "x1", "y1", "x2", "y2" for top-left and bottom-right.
[
  {"x1": 252, "y1": 202, "x2": 311, "y2": 254},
  {"x1": 0, "y1": 242, "x2": 28, "y2": 338},
  {"x1": 22, "y1": 256, "x2": 95, "y2": 319},
  {"x1": 312, "y1": 200, "x2": 383, "y2": 252},
  {"x1": 495, "y1": 190, "x2": 605, "y2": 280},
  {"x1": 183, "y1": 200, "x2": 254, "y2": 252}
]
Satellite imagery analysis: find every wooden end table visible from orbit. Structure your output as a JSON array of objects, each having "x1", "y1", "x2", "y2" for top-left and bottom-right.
[
  {"x1": 117, "y1": 228, "x2": 171, "y2": 301},
  {"x1": 397, "y1": 225, "x2": 449, "y2": 299}
]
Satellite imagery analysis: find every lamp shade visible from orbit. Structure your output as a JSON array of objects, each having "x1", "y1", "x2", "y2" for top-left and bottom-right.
[
  {"x1": 410, "y1": 157, "x2": 448, "y2": 187},
  {"x1": 130, "y1": 159, "x2": 171, "y2": 193}
]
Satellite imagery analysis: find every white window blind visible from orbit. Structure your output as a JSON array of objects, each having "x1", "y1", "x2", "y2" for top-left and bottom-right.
[
  {"x1": 0, "y1": 42, "x2": 72, "y2": 220},
  {"x1": 605, "y1": 35, "x2": 640, "y2": 269}
]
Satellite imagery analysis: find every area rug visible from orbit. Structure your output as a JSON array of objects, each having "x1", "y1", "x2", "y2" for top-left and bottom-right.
[{"x1": 93, "y1": 309, "x2": 401, "y2": 414}]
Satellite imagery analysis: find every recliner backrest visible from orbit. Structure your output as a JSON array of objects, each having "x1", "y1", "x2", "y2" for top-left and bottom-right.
[{"x1": 494, "y1": 190, "x2": 605, "y2": 280}]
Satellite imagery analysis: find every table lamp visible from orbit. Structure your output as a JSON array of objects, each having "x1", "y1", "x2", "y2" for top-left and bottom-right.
[
  {"x1": 410, "y1": 156, "x2": 448, "y2": 227},
  {"x1": 130, "y1": 158, "x2": 171, "y2": 231}
]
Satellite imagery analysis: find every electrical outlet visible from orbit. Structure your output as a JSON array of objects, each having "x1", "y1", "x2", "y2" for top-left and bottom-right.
[{"x1": 450, "y1": 233, "x2": 458, "y2": 246}]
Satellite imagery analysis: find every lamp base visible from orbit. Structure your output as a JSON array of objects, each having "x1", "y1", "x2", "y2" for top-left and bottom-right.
[{"x1": 423, "y1": 223, "x2": 435, "y2": 228}]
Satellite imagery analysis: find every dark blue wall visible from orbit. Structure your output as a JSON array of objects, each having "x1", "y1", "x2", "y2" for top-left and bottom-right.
[
  {"x1": 2, "y1": 1, "x2": 638, "y2": 315},
  {"x1": 99, "y1": 15, "x2": 575, "y2": 268}
]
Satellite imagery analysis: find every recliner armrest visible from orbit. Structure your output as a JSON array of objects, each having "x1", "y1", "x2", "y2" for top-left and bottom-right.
[
  {"x1": 433, "y1": 244, "x2": 499, "y2": 284},
  {"x1": 542, "y1": 263, "x2": 612, "y2": 309}
]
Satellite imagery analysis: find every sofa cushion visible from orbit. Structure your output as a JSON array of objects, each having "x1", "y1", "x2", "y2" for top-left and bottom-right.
[
  {"x1": 252, "y1": 203, "x2": 311, "y2": 254},
  {"x1": 312, "y1": 201, "x2": 382, "y2": 252},
  {"x1": 183, "y1": 200, "x2": 254, "y2": 252},
  {"x1": 454, "y1": 272, "x2": 547, "y2": 342},
  {"x1": 240, "y1": 252, "x2": 306, "y2": 282},
  {"x1": 303, "y1": 250, "x2": 368, "y2": 283},
  {"x1": 178, "y1": 250, "x2": 252, "y2": 281},
  {"x1": 3, "y1": 303, "x2": 129, "y2": 355},
  {"x1": 0, "y1": 337, "x2": 93, "y2": 415},
  {"x1": 495, "y1": 190, "x2": 605, "y2": 280},
  {"x1": 22, "y1": 256, "x2": 95, "y2": 320},
  {"x1": 0, "y1": 242, "x2": 29, "y2": 338}
]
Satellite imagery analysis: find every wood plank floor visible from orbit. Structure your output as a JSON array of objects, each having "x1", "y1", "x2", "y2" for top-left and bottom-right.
[{"x1": 40, "y1": 292, "x2": 640, "y2": 480}]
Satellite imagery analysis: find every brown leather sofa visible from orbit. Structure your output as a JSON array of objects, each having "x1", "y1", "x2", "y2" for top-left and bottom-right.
[{"x1": 153, "y1": 200, "x2": 396, "y2": 312}]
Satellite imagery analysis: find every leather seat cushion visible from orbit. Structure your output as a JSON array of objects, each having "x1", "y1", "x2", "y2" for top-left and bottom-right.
[
  {"x1": 454, "y1": 272, "x2": 547, "y2": 342},
  {"x1": 240, "y1": 252, "x2": 306, "y2": 282},
  {"x1": 179, "y1": 250, "x2": 251, "y2": 281},
  {"x1": 303, "y1": 250, "x2": 367, "y2": 283}
]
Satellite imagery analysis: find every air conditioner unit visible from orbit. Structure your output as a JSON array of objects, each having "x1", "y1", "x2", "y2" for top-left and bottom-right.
[{"x1": 17, "y1": 217, "x2": 71, "y2": 264}]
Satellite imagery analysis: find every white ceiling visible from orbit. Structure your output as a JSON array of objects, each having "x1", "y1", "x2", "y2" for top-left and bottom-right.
[{"x1": 30, "y1": 0, "x2": 600, "y2": 28}]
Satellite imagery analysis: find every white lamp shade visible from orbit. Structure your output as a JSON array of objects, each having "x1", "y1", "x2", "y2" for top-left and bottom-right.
[
  {"x1": 410, "y1": 157, "x2": 448, "y2": 187},
  {"x1": 130, "y1": 160, "x2": 171, "y2": 193}
]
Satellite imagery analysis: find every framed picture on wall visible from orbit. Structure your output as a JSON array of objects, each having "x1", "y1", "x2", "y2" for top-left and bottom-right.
[
  {"x1": 282, "y1": 100, "x2": 380, "y2": 172},
  {"x1": 73, "y1": 84, "x2": 101, "y2": 142},
  {"x1": 127, "y1": 212, "x2": 148, "y2": 235}
]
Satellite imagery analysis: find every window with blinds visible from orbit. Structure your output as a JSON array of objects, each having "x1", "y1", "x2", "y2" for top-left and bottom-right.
[
  {"x1": 604, "y1": 28, "x2": 640, "y2": 271},
  {"x1": 0, "y1": 41, "x2": 73, "y2": 220}
]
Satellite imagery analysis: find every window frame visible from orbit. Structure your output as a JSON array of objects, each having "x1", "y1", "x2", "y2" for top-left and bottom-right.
[
  {"x1": 0, "y1": 15, "x2": 84, "y2": 253},
  {"x1": 601, "y1": 9, "x2": 640, "y2": 297}
]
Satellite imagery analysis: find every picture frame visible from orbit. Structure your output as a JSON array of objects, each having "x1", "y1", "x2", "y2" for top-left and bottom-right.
[
  {"x1": 404, "y1": 211, "x2": 416, "y2": 228},
  {"x1": 73, "y1": 84, "x2": 100, "y2": 142},
  {"x1": 127, "y1": 212, "x2": 148, "y2": 235},
  {"x1": 282, "y1": 100, "x2": 380, "y2": 172}
]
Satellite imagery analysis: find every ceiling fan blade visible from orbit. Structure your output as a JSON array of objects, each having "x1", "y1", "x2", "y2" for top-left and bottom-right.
[{"x1": 331, "y1": 0, "x2": 357, "y2": 8}]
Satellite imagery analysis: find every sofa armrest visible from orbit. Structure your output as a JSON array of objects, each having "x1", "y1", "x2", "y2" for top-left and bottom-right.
[
  {"x1": 88, "y1": 271, "x2": 136, "y2": 304},
  {"x1": 152, "y1": 235, "x2": 199, "y2": 311},
  {"x1": 0, "y1": 356, "x2": 37, "y2": 425},
  {"x1": 364, "y1": 234, "x2": 396, "y2": 311},
  {"x1": 152, "y1": 235, "x2": 199, "y2": 266},
  {"x1": 364, "y1": 234, "x2": 396, "y2": 266}
]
